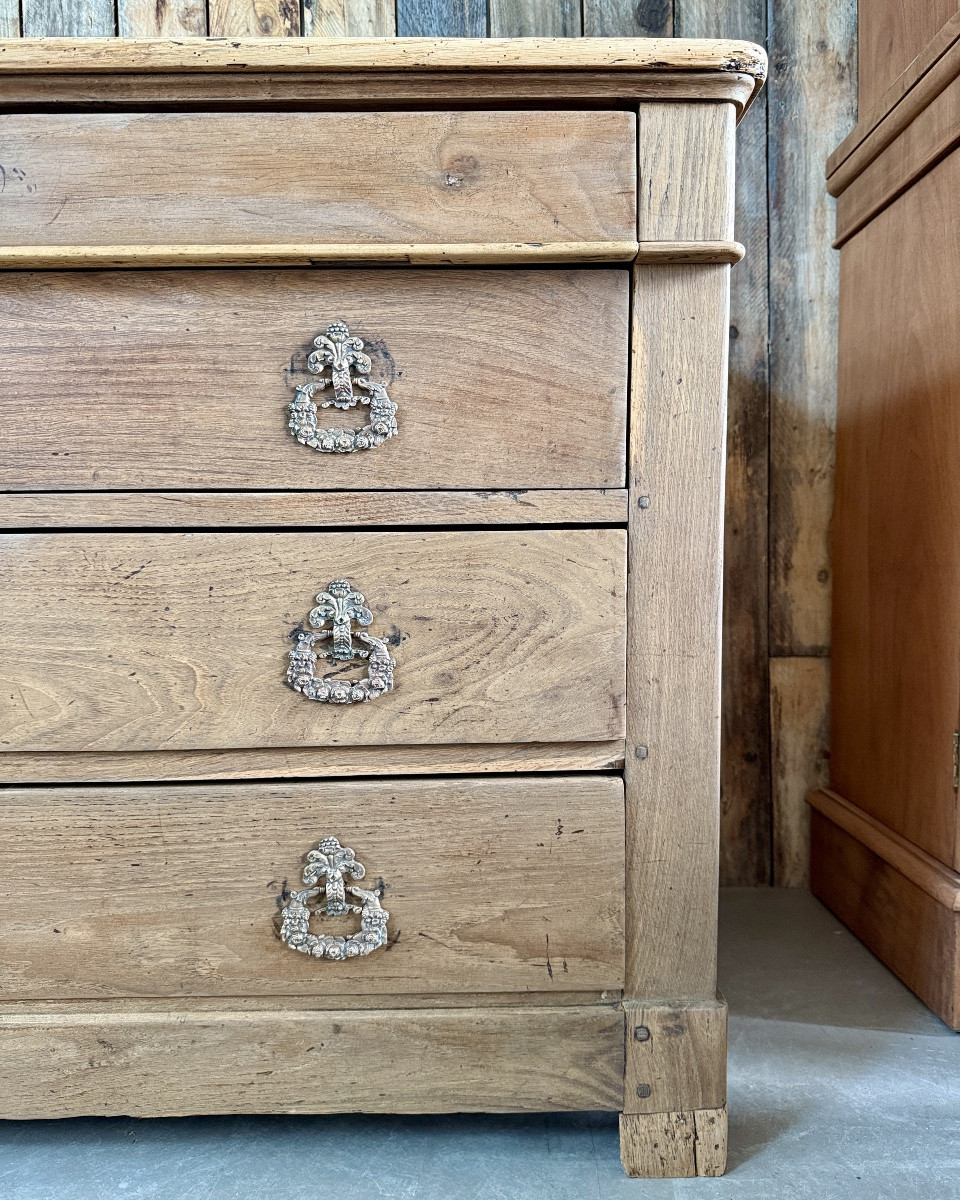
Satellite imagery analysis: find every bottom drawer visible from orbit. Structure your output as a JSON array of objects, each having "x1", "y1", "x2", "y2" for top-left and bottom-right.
[{"x1": 0, "y1": 776, "x2": 624, "y2": 1000}]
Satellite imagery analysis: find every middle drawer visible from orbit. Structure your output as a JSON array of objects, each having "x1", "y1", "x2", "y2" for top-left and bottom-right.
[
  {"x1": 0, "y1": 267, "x2": 628, "y2": 491},
  {"x1": 0, "y1": 528, "x2": 626, "y2": 754}
]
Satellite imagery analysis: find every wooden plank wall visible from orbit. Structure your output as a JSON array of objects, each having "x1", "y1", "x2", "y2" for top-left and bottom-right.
[{"x1": 0, "y1": 0, "x2": 856, "y2": 886}]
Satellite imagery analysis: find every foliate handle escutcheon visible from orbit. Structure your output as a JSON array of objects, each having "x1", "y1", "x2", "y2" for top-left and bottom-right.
[
  {"x1": 278, "y1": 837, "x2": 389, "y2": 961},
  {"x1": 287, "y1": 321, "x2": 398, "y2": 454},
  {"x1": 287, "y1": 578, "x2": 396, "y2": 704}
]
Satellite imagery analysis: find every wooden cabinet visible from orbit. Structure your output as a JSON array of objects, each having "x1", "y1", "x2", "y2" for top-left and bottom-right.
[
  {"x1": 816, "y1": 14, "x2": 960, "y2": 1029},
  {"x1": 0, "y1": 37, "x2": 765, "y2": 1176}
]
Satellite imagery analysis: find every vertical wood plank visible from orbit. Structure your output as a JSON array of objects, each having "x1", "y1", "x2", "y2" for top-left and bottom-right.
[
  {"x1": 0, "y1": 0, "x2": 20, "y2": 36},
  {"x1": 769, "y1": 0, "x2": 857, "y2": 657},
  {"x1": 303, "y1": 0, "x2": 395, "y2": 35},
  {"x1": 677, "y1": 0, "x2": 772, "y2": 885},
  {"x1": 627, "y1": 106, "x2": 735, "y2": 996},
  {"x1": 770, "y1": 655, "x2": 830, "y2": 885},
  {"x1": 490, "y1": 0, "x2": 580, "y2": 35},
  {"x1": 626, "y1": 267, "x2": 731, "y2": 997},
  {"x1": 21, "y1": 0, "x2": 115, "y2": 35},
  {"x1": 208, "y1": 0, "x2": 300, "y2": 36},
  {"x1": 119, "y1": 0, "x2": 207, "y2": 35},
  {"x1": 396, "y1": 0, "x2": 486, "y2": 36},
  {"x1": 638, "y1": 104, "x2": 735, "y2": 241},
  {"x1": 583, "y1": 0, "x2": 672, "y2": 37}
]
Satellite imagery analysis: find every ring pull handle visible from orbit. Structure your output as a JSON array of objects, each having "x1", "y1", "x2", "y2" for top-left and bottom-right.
[
  {"x1": 287, "y1": 578, "x2": 396, "y2": 704},
  {"x1": 278, "y1": 837, "x2": 389, "y2": 961},
  {"x1": 287, "y1": 321, "x2": 398, "y2": 454}
]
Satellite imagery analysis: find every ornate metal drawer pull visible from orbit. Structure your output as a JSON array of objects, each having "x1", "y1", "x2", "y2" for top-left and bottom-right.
[
  {"x1": 287, "y1": 321, "x2": 398, "y2": 454},
  {"x1": 278, "y1": 837, "x2": 389, "y2": 961},
  {"x1": 287, "y1": 578, "x2": 396, "y2": 703}
]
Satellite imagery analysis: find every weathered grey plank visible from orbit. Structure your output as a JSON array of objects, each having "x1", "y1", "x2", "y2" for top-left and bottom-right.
[
  {"x1": 21, "y1": 0, "x2": 114, "y2": 35},
  {"x1": 0, "y1": 0, "x2": 20, "y2": 37},
  {"x1": 771, "y1": 655, "x2": 830, "y2": 885},
  {"x1": 677, "y1": 0, "x2": 772, "y2": 884},
  {"x1": 396, "y1": 0, "x2": 487, "y2": 37},
  {"x1": 119, "y1": 0, "x2": 207, "y2": 35},
  {"x1": 303, "y1": 0, "x2": 396, "y2": 35},
  {"x1": 490, "y1": 0, "x2": 581, "y2": 36},
  {"x1": 769, "y1": 0, "x2": 857, "y2": 656},
  {"x1": 208, "y1": 0, "x2": 300, "y2": 36},
  {"x1": 582, "y1": 0, "x2": 672, "y2": 37}
]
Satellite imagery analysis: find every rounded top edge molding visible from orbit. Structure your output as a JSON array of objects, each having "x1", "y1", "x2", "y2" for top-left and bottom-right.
[{"x1": 0, "y1": 36, "x2": 767, "y2": 85}]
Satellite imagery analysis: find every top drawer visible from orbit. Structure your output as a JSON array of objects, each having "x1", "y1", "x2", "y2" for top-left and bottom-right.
[{"x1": 0, "y1": 110, "x2": 637, "y2": 249}]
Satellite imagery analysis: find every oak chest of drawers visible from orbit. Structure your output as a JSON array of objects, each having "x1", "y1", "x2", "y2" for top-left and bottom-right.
[{"x1": 0, "y1": 36, "x2": 765, "y2": 1179}]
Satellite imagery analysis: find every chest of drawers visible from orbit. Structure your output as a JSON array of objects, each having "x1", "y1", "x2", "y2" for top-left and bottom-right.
[{"x1": 0, "y1": 36, "x2": 765, "y2": 1178}]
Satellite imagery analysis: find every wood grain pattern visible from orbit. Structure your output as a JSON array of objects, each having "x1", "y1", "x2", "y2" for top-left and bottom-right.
[
  {"x1": 834, "y1": 60, "x2": 960, "y2": 245},
  {"x1": 809, "y1": 789, "x2": 960, "y2": 912},
  {"x1": 768, "y1": 0, "x2": 856, "y2": 657},
  {"x1": 20, "y1": 0, "x2": 114, "y2": 35},
  {"x1": 623, "y1": 1000, "x2": 726, "y2": 1115},
  {"x1": 0, "y1": 0, "x2": 20, "y2": 37},
  {"x1": 0, "y1": 529, "x2": 626, "y2": 753},
  {"x1": 490, "y1": 0, "x2": 581, "y2": 36},
  {"x1": 118, "y1": 0, "x2": 206, "y2": 36},
  {"x1": 832, "y1": 154, "x2": 960, "y2": 864},
  {"x1": 0, "y1": 37, "x2": 766, "y2": 87},
  {"x1": 857, "y1": 0, "x2": 958, "y2": 113},
  {"x1": 0, "y1": 1005, "x2": 626, "y2": 1117},
  {"x1": 828, "y1": 11, "x2": 960, "y2": 192},
  {"x1": 0, "y1": 777, "x2": 625, "y2": 1000},
  {"x1": 0, "y1": 110, "x2": 635, "y2": 249},
  {"x1": 0, "y1": 991, "x2": 618, "y2": 1013},
  {"x1": 810, "y1": 808, "x2": 960, "y2": 1029},
  {"x1": 0, "y1": 68, "x2": 758, "y2": 111},
  {"x1": 0, "y1": 741, "x2": 627, "y2": 785},
  {"x1": 0, "y1": 490, "x2": 630, "y2": 531},
  {"x1": 636, "y1": 241, "x2": 743, "y2": 264},
  {"x1": 626, "y1": 265, "x2": 731, "y2": 999},
  {"x1": 303, "y1": 0, "x2": 395, "y2": 36},
  {"x1": 0, "y1": 243, "x2": 638, "y2": 268},
  {"x1": 0, "y1": 269, "x2": 628, "y2": 492},
  {"x1": 637, "y1": 103, "x2": 735, "y2": 241},
  {"x1": 620, "y1": 1108, "x2": 727, "y2": 1178},
  {"x1": 770, "y1": 657, "x2": 830, "y2": 885},
  {"x1": 397, "y1": 0, "x2": 486, "y2": 37},
  {"x1": 626, "y1": 103, "x2": 734, "y2": 998},
  {"x1": 583, "y1": 0, "x2": 671, "y2": 37},
  {"x1": 678, "y1": 0, "x2": 773, "y2": 887},
  {"x1": 208, "y1": 0, "x2": 300, "y2": 36}
]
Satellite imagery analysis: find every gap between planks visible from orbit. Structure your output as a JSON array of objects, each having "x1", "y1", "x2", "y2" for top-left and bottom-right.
[
  {"x1": 0, "y1": 742, "x2": 628, "y2": 785},
  {"x1": 0, "y1": 490, "x2": 629, "y2": 529}
]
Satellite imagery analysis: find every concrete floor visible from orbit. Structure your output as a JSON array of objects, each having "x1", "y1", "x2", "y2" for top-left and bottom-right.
[{"x1": 1, "y1": 889, "x2": 957, "y2": 1200}]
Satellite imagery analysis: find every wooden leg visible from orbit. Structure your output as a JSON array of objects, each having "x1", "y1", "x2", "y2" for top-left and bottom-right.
[
  {"x1": 619, "y1": 1106, "x2": 727, "y2": 1178},
  {"x1": 619, "y1": 999, "x2": 728, "y2": 1177}
]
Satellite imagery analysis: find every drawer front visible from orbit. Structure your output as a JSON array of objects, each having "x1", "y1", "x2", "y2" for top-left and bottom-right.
[
  {"x1": 0, "y1": 777, "x2": 625, "y2": 1000},
  {"x1": 0, "y1": 529, "x2": 626, "y2": 752},
  {"x1": 0, "y1": 110, "x2": 636, "y2": 248},
  {"x1": 0, "y1": 268, "x2": 628, "y2": 491}
]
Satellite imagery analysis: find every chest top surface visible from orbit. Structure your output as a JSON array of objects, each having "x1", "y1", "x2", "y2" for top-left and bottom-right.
[{"x1": 0, "y1": 36, "x2": 766, "y2": 114}]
